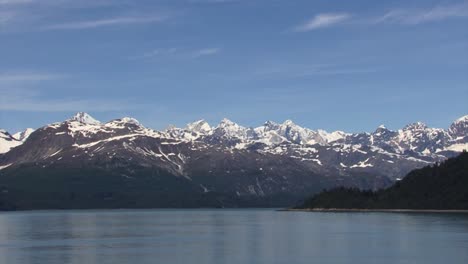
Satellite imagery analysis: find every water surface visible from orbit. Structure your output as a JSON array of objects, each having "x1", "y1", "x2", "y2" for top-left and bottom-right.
[{"x1": 0, "y1": 209, "x2": 467, "y2": 264}]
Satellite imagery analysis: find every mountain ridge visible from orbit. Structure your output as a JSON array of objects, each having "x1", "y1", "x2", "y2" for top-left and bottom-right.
[{"x1": 0, "y1": 112, "x2": 466, "y2": 209}]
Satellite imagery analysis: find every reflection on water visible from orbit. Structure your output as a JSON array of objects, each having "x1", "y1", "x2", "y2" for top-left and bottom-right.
[{"x1": 0, "y1": 210, "x2": 468, "y2": 264}]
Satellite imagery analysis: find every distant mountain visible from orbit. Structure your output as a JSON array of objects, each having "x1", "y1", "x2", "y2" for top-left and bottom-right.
[
  {"x1": 0, "y1": 130, "x2": 22, "y2": 155},
  {"x1": 0, "y1": 128, "x2": 34, "y2": 154},
  {"x1": 12, "y1": 128, "x2": 34, "y2": 142},
  {"x1": 297, "y1": 152, "x2": 468, "y2": 210},
  {"x1": 0, "y1": 112, "x2": 466, "y2": 209}
]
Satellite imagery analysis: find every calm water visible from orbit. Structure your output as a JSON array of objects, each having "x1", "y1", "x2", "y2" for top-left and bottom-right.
[{"x1": 0, "y1": 209, "x2": 467, "y2": 264}]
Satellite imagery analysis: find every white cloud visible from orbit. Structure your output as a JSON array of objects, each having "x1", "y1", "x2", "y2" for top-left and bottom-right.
[
  {"x1": 376, "y1": 3, "x2": 468, "y2": 25},
  {"x1": 294, "y1": 13, "x2": 351, "y2": 32},
  {"x1": 43, "y1": 15, "x2": 166, "y2": 30},
  {"x1": 192, "y1": 48, "x2": 221, "y2": 58}
]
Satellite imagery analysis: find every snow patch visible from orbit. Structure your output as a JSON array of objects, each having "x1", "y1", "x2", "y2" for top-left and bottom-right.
[
  {"x1": 0, "y1": 163, "x2": 12, "y2": 170},
  {"x1": 350, "y1": 158, "x2": 374, "y2": 168},
  {"x1": 443, "y1": 143, "x2": 468, "y2": 152}
]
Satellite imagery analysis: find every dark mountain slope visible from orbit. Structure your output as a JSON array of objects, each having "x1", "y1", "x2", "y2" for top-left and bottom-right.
[
  {"x1": 298, "y1": 151, "x2": 468, "y2": 210},
  {"x1": 0, "y1": 162, "x2": 311, "y2": 210}
]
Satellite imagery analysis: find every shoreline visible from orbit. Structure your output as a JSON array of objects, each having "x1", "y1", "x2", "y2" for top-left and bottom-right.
[{"x1": 280, "y1": 208, "x2": 468, "y2": 213}]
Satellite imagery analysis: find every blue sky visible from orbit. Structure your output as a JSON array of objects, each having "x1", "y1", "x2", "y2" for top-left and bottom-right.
[{"x1": 0, "y1": 0, "x2": 467, "y2": 133}]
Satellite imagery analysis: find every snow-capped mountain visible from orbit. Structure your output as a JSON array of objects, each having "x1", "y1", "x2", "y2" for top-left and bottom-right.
[
  {"x1": 186, "y1": 120, "x2": 211, "y2": 134},
  {"x1": 254, "y1": 120, "x2": 326, "y2": 145},
  {"x1": 0, "y1": 130, "x2": 23, "y2": 154},
  {"x1": 212, "y1": 118, "x2": 255, "y2": 140},
  {"x1": 70, "y1": 112, "x2": 101, "y2": 125},
  {"x1": 449, "y1": 115, "x2": 468, "y2": 146},
  {"x1": 0, "y1": 112, "x2": 466, "y2": 208},
  {"x1": 1, "y1": 127, "x2": 35, "y2": 155},
  {"x1": 12, "y1": 128, "x2": 35, "y2": 142}
]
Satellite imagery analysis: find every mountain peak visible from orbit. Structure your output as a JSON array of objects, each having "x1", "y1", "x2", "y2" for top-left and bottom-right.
[
  {"x1": 404, "y1": 121, "x2": 427, "y2": 130},
  {"x1": 282, "y1": 119, "x2": 296, "y2": 126},
  {"x1": 0, "y1": 129, "x2": 22, "y2": 154},
  {"x1": 374, "y1": 124, "x2": 390, "y2": 134},
  {"x1": 219, "y1": 118, "x2": 237, "y2": 127},
  {"x1": 262, "y1": 121, "x2": 279, "y2": 129},
  {"x1": 454, "y1": 115, "x2": 468, "y2": 124},
  {"x1": 264, "y1": 120, "x2": 277, "y2": 125},
  {"x1": 186, "y1": 119, "x2": 211, "y2": 133},
  {"x1": 70, "y1": 112, "x2": 100, "y2": 125},
  {"x1": 120, "y1": 117, "x2": 140, "y2": 125},
  {"x1": 449, "y1": 114, "x2": 468, "y2": 139},
  {"x1": 12, "y1": 128, "x2": 34, "y2": 142}
]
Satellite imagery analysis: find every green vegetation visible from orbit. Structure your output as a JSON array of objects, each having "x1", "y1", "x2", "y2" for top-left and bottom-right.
[{"x1": 298, "y1": 151, "x2": 468, "y2": 210}]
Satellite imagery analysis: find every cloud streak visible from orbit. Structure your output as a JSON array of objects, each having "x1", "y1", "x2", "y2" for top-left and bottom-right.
[
  {"x1": 192, "y1": 48, "x2": 221, "y2": 58},
  {"x1": 0, "y1": 70, "x2": 141, "y2": 112},
  {"x1": 129, "y1": 47, "x2": 220, "y2": 60},
  {"x1": 189, "y1": 0, "x2": 239, "y2": 3},
  {"x1": 43, "y1": 15, "x2": 166, "y2": 30},
  {"x1": 294, "y1": 13, "x2": 351, "y2": 32},
  {"x1": 375, "y1": 3, "x2": 468, "y2": 25},
  {"x1": 0, "y1": 96, "x2": 143, "y2": 112},
  {"x1": 291, "y1": 3, "x2": 468, "y2": 32},
  {"x1": 254, "y1": 63, "x2": 377, "y2": 79},
  {"x1": 128, "y1": 48, "x2": 179, "y2": 60},
  {"x1": 0, "y1": 72, "x2": 66, "y2": 82},
  {"x1": 0, "y1": 0, "x2": 33, "y2": 5}
]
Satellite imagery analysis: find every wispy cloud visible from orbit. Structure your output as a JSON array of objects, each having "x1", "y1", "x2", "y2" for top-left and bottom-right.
[
  {"x1": 0, "y1": 0, "x2": 33, "y2": 5},
  {"x1": 128, "y1": 48, "x2": 179, "y2": 60},
  {"x1": 189, "y1": 0, "x2": 239, "y2": 3},
  {"x1": 0, "y1": 11, "x2": 16, "y2": 25},
  {"x1": 43, "y1": 15, "x2": 166, "y2": 30},
  {"x1": 0, "y1": 71, "x2": 140, "y2": 112},
  {"x1": 130, "y1": 47, "x2": 221, "y2": 60},
  {"x1": 294, "y1": 13, "x2": 351, "y2": 32},
  {"x1": 0, "y1": 72, "x2": 66, "y2": 82},
  {"x1": 0, "y1": 0, "x2": 155, "y2": 31},
  {"x1": 291, "y1": 3, "x2": 468, "y2": 32},
  {"x1": 0, "y1": 0, "x2": 120, "y2": 7},
  {"x1": 192, "y1": 48, "x2": 221, "y2": 58},
  {"x1": 375, "y1": 3, "x2": 468, "y2": 25},
  {"x1": 0, "y1": 96, "x2": 142, "y2": 112},
  {"x1": 254, "y1": 63, "x2": 377, "y2": 79}
]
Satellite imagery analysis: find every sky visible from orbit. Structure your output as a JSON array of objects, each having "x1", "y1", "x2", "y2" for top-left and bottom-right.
[{"x1": 0, "y1": 0, "x2": 467, "y2": 134}]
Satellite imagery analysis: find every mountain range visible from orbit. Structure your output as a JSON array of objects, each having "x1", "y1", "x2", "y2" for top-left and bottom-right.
[{"x1": 0, "y1": 112, "x2": 466, "y2": 209}]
